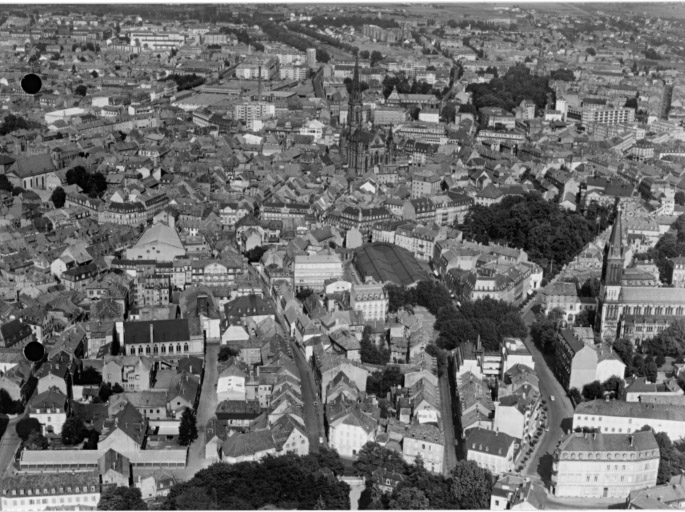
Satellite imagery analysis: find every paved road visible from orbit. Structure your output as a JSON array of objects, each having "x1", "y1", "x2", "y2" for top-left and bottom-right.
[
  {"x1": 0, "y1": 415, "x2": 22, "y2": 478},
  {"x1": 183, "y1": 342, "x2": 220, "y2": 478},
  {"x1": 519, "y1": 295, "x2": 575, "y2": 487},
  {"x1": 290, "y1": 339, "x2": 326, "y2": 452},
  {"x1": 438, "y1": 369, "x2": 457, "y2": 476}
]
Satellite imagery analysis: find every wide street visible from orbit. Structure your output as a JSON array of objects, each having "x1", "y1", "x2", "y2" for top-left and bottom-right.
[{"x1": 0, "y1": 415, "x2": 22, "y2": 479}]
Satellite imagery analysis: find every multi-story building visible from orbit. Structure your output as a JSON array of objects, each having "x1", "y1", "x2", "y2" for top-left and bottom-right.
[
  {"x1": 128, "y1": 31, "x2": 185, "y2": 50},
  {"x1": 552, "y1": 431, "x2": 659, "y2": 499},
  {"x1": 117, "y1": 318, "x2": 205, "y2": 357},
  {"x1": 574, "y1": 400, "x2": 685, "y2": 441},
  {"x1": 466, "y1": 427, "x2": 519, "y2": 476},
  {"x1": 567, "y1": 105, "x2": 635, "y2": 125},
  {"x1": 554, "y1": 328, "x2": 625, "y2": 392},
  {"x1": 0, "y1": 472, "x2": 101, "y2": 512},
  {"x1": 102, "y1": 355, "x2": 154, "y2": 392},
  {"x1": 394, "y1": 223, "x2": 443, "y2": 262},
  {"x1": 261, "y1": 201, "x2": 310, "y2": 226},
  {"x1": 432, "y1": 192, "x2": 473, "y2": 226},
  {"x1": 235, "y1": 57, "x2": 279, "y2": 80},
  {"x1": 479, "y1": 107, "x2": 516, "y2": 130},
  {"x1": 233, "y1": 102, "x2": 276, "y2": 122},
  {"x1": 403, "y1": 197, "x2": 436, "y2": 224},
  {"x1": 411, "y1": 171, "x2": 442, "y2": 198},
  {"x1": 27, "y1": 389, "x2": 68, "y2": 436},
  {"x1": 402, "y1": 422, "x2": 445, "y2": 474},
  {"x1": 293, "y1": 252, "x2": 344, "y2": 291},
  {"x1": 350, "y1": 279, "x2": 388, "y2": 322},
  {"x1": 325, "y1": 206, "x2": 393, "y2": 240}
]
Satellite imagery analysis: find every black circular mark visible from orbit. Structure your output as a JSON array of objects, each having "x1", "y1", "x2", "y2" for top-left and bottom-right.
[
  {"x1": 24, "y1": 341, "x2": 45, "y2": 363},
  {"x1": 21, "y1": 73, "x2": 42, "y2": 95}
]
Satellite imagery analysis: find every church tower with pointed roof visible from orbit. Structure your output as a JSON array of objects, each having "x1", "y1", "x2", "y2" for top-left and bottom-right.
[
  {"x1": 339, "y1": 52, "x2": 387, "y2": 178},
  {"x1": 597, "y1": 205, "x2": 624, "y2": 338}
]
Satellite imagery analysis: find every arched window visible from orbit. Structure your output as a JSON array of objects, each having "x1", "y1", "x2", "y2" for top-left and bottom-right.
[
  {"x1": 138, "y1": 346, "x2": 143, "y2": 355},
  {"x1": 146, "y1": 346, "x2": 150, "y2": 355},
  {"x1": 184, "y1": 343, "x2": 189, "y2": 353},
  {"x1": 168, "y1": 345, "x2": 174, "y2": 354},
  {"x1": 129, "y1": 347, "x2": 136, "y2": 356},
  {"x1": 677, "y1": 307, "x2": 684, "y2": 316},
  {"x1": 154, "y1": 346, "x2": 159, "y2": 355},
  {"x1": 655, "y1": 306, "x2": 663, "y2": 316},
  {"x1": 177, "y1": 344, "x2": 182, "y2": 353},
  {"x1": 161, "y1": 345, "x2": 166, "y2": 354}
]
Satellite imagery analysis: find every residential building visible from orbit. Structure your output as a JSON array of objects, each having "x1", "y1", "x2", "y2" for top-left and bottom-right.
[
  {"x1": 552, "y1": 431, "x2": 659, "y2": 499},
  {"x1": 466, "y1": 427, "x2": 519, "y2": 476}
]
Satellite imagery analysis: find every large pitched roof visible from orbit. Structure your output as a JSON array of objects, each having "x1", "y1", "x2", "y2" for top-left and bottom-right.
[{"x1": 133, "y1": 222, "x2": 184, "y2": 250}]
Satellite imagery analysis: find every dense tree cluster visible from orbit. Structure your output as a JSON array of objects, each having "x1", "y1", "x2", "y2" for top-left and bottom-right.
[
  {"x1": 465, "y1": 65, "x2": 553, "y2": 112},
  {"x1": 163, "y1": 451, "x2": 350, "y2": 510},
  {"x1": 50, "y1": 186, "x2": 66, "y2": 208},
  {"x1": 638, "y1": 428, "x2": 685, "y2": 485},
  {"x1": 635, "y1": 214, "x2": 685, "y2": 282},
  {"x1": 309, "y1": 14, "x2": 399, "y2": 30},
  {"x1": 98, "y1": 486, "x2": 147, "y2": 510},
  {"x1": 366, "y1": 366, "x2": 403, "y2": 397},
  {"x1": 218, "y1": 346, "x2": 239, "y2": 362},
  {"x1": 244, "y1": 245, "x2": 267, "y2": 264},
  {"x1": 0, "y1": 388, "x2": 24, "y2": 415},
  {"x1": 642, "y1": 319, "x2": 685, "y2": 359},
  {"x1": 66, "y1": 166, "x2": 108, "y2": 198},
  {"x1": 218, "y1": 27, "x2": 265, "y2": 52},
  {"x1": 386, "y1": 280, "x2": 526, "y2": 352},
  {"x1": 178, "y1": 408, "x2": 198, "y2": 446},
  {"x1": 360, "y1": 326, "x2": 390, "y2": 365},
  {"x1": 580, "y1": 376, "x2": 625, "y2": 401},
  {"x1": 164, "y1": 73, "x2": 205, "y2": 91},
  {"x1": 459, "y1": 193, "x2": 602, "y2": 275},
  {"x1": 356, "y1": 442, "x2": 492, "y2": 510},
  {"x1": 0, "y1": 114, "x2": 40, "y2": 135},
  {"x1": 612, "y1": 338, "x2": 662, "y2": 380},
  {"x1": 549, "y1": 68, "x2": 576, "y2": 81},
  {"x1": 286, "y1": 23, "x2": 359, "y2": 56}
]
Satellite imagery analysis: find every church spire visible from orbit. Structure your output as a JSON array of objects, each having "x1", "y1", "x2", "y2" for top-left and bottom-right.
[
  {"x1": 351, "y1": 51, "x2": 361, "y2": 102},
  {"x1": 608, "y1": 204, "x2": 623, "y2": 259},
  {"x1": 601, "y1": 204, "x2": 624, "y2": 286}
]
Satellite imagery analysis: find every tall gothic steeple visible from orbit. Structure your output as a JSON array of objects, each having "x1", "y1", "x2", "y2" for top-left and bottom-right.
[
  {"x1": 348, "y1": 52, "x2": 363, "y2": 130},
  {"x1": 601, "y1": 205, "x2": 624, "y2": 286}
]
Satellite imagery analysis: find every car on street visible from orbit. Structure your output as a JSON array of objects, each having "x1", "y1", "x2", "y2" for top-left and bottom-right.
[
  {"x1": 550, "y1": 395, "x2": 555, "y2": 401},
  {"x1": 313, "y1": 401, "x2": 318, "y2": 406}
]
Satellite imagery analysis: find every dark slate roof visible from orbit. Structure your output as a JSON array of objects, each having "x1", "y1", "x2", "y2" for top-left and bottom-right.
[{"x1": 122, "y1": 318, "x2": 199, "y2": 345}]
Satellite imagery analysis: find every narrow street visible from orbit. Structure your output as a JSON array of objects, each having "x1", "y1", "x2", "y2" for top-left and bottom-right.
[
  {"x1": 183, "y1": 342, "x2": 220, "y2": 478},
  {"x1": 438, "y1": 369, "x2": 457, "y2": 476},
  {"x1": 290, "y1": 339, "x2": 326, "y2": 452},
  {"x1": 518, "y1": 294, "x2": 575, "y2": 486}
]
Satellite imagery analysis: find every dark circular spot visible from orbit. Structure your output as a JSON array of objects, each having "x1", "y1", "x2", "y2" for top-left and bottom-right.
[
  {"x1": 24, "y1": 341, "x2": 45, "y2": 363},
  {"x1": 21, "y1": 73, "x2": 42, "y2": 95}
]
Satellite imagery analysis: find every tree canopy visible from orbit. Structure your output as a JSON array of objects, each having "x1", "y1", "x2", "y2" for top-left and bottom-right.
[
  {"x1": 465, "y1": 64, "x2": 553, "y2": 112},
  {"x1": 50, "y1": 186, "x2": 66, "y2": 208},
  {"x1": 98, "y1": 486, "x2": 148, "y2": 510},
  {"x1": 178, "y1": 408, "x2": 198, "y2": 446},
  {"x1": 163, "y1": 453, "x2": 351, "y2": 510},
  {"x1": 459, "y1": 192, "x2": 602, "y2": 275},
  {"x1": 0, "y1": 114, "x2": 40, "y2": 135},
  {"x1": 0, "y1": 388, "x2": 24, "y2": 415},
  {"x1": 65, "y1": 166, "x2": 108, "y2": 198},
  {"x1": 61, "y1": 416, "x2": 88, "y2": 445}
]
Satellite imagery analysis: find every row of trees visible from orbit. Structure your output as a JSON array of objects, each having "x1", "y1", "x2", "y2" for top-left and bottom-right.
[
  {"x1": 459, "y1": 193, "x2": 606, "y2": 276},
  {"x1": 355, "y1": 442, "x2": 492, "y2": 510},
  {"x1": 163, "y1": 449, "x2": 350, "y2": 509},
  {"x1": 286, "y1": 23, "x2": 359, "y2": 56}
]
